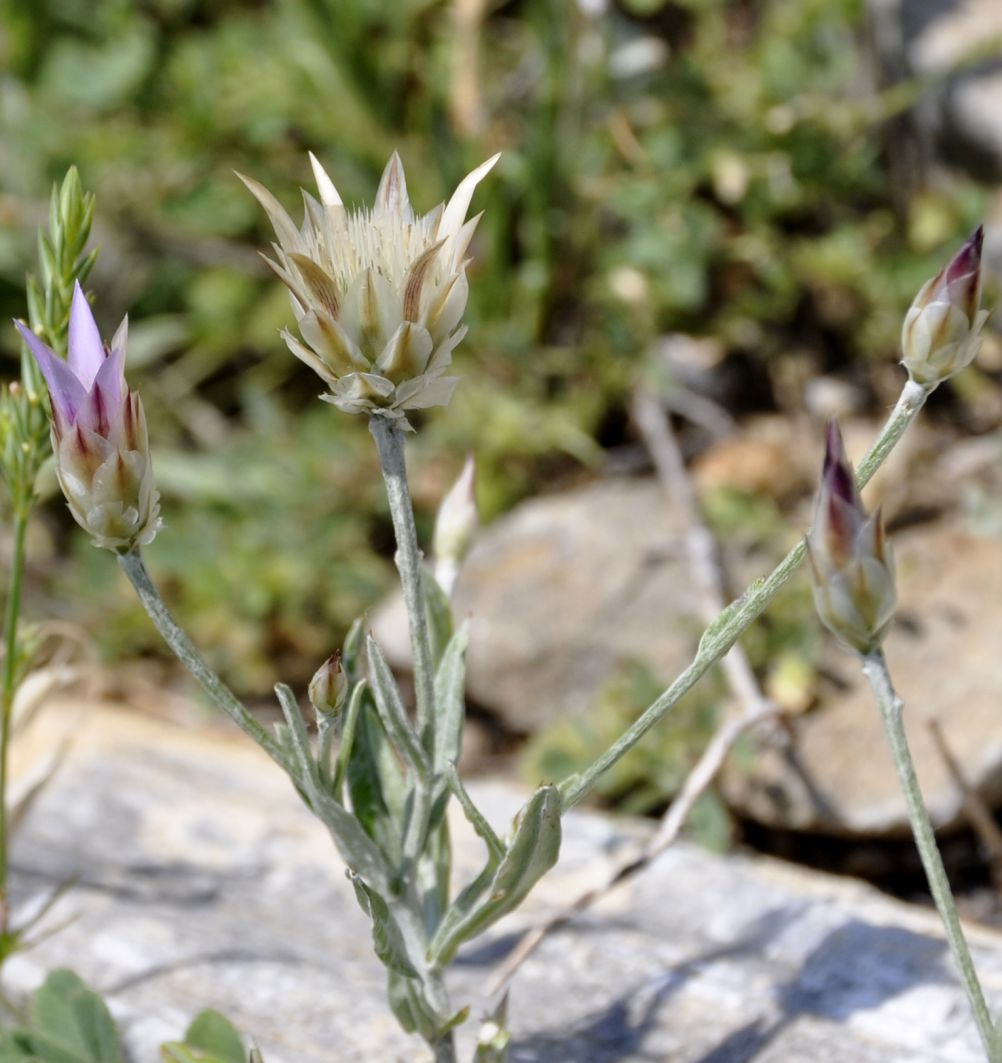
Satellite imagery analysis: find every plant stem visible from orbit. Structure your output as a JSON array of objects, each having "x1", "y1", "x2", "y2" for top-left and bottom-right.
[
  {"x1": 430, "y1": 1035, "x2": 457, "y2": 1063},
  {"x1": 424, "y1": 968, "x2": 457, "y2": 1063},
  {"x1": 370, "y1": 416, "x2": 436, "y2": 751},
  {"x1": 862, "y1": 650, "x2": 997, "y2": 1060},
  {"x1": 0, "y1": 512, "x2": 28, "y2": 922},
  {"x1": 561, "y1": 377, "x2": 931, "y2": 809},
  {"x1": 118, "y1": 549, "x2": 285, "y2": 766}
]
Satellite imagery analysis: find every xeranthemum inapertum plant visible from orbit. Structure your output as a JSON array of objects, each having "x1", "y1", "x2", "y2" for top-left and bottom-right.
[{"x1": 238, "y1": 152, "x2": 499, "y2": 424}]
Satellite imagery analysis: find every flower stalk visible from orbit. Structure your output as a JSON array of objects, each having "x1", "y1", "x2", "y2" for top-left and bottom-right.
[
  {"x1": 118, "y1": 551, "x2": 284, "y2": 765},
  {"x1": 559, "y1": 376, "x2": 932, "y2": 809},
  {"x1": 0, "y1": 513, "x2": 28, "y2": 912},
  {"x1": 369, "y1": 415, "x2": 437, "y2": 751},
  {"x1": 862, "y1": 650, "x2": 999, "y2": 1061}
]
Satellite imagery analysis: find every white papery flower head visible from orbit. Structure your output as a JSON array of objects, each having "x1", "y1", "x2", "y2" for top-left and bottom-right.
[{"x1": 239, "y1": 151, "x2": 499, "y2": 424}]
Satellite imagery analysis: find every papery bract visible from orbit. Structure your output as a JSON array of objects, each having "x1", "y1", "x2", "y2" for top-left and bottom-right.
[
  {"x1": 806, "y1": 421, "x2": 896, "y2": 654},
  {"x1": 433, "y1": 453, "x2": 478, "y2": 597},
  {"x1": 15, "y1": 284, "x2": 160, "y2": 550},
  {"x1": 901, "y1": 226, "x2": 989, "y2": 386},
  {"x1": 238, "y1": 151, "x2": 499, "y2": 424},
  {"x1": 309, "y1": 650, "x2": 348, "y2": 717}
]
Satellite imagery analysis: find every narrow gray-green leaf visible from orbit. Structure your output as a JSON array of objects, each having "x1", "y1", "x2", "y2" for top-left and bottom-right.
[
  {"x1": 274, "y1": 684, "x2": 317, "y2": 791},
  {"x1": 422, "y1": 563, "x2": 454, "y2": 668},
  {"x1": 350, "y1": 874, "x2": 420, "y2": 978},
  {"x1": 366, "y1": 636, "x2": 430, "y2": 780},
  {"x1": 433, "y1": 625, "x2": 469, "y2": 784},
  {"x1": 275, "y1": 685, "x2": 392, "y2": 893},
  {"x1": 342, "y1": 616, "x2": 366, "y2": 681},
  {"x1": 346, "y1": 698, "x2": 406, "y2": 866},
  {"x1": 448, "y1": 765, "x2": 503, "y2": 864},
  {"x1": 430, "y1": 786, "x2": 562, "y2": 965},
  {"x1": 333, "y1": 679, "x2": 368, "y2": 801},
  {"x1": 387, "y1": 970, "x2": 439, "y2": 1040}
]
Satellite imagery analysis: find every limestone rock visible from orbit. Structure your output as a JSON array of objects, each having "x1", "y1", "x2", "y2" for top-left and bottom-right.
[
  {"x1": 872, "y1": 0, "x2": 1002, "y2": 183},
  {"x1": 374, "y1": 478, "x2": 706, "y2": 733},
  {"x1": 725, "y1": 522, "x2": 1002, "y2": 836},
  {"x1": 5, "y1": 699, "x2": 1002, "y2": 1061}
]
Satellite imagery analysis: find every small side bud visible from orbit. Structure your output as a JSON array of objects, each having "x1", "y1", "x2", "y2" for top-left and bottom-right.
[
  {"x1": 806, "y1": 421, "x2": 897, "y2": 655},
  {"x1": 433, "y1": 454, "x2": 478, "y2": 596},
  {"x1": 309, "y1": 651, "x2": 348, "y2": 717},
  {"x1": 901, "y1": 226, "x2": 989, "y2": 387}
]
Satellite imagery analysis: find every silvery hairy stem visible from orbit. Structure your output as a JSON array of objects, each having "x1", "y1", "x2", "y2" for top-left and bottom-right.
[
  {"x1": 118, "y1": 550, "x2": 284, "y2": 765},
  {"x1": 862, "y1": 650, "x2": 998, "y2": 1061},
  {"x1": 370, "y1": 415, "x2": 437, "y2": 752},
  {"x1": 560, "y1": 377, "x2": 931, "y2": 809}
]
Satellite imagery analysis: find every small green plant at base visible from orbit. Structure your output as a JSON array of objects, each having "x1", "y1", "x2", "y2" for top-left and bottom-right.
[{"x1": 0, "y1": 969, "x2": 260, "y2": 1063}]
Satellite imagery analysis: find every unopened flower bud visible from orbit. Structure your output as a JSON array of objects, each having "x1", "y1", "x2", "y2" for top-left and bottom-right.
[
  {"x1": 309, "y1": 651, "x2": 348, "y2": 717},
  {"x1": 433, "y1": 454, "x2": 477, "y2": 596},
  {"x1": 15, "y1": 284, "x2": 160, "y2": 551},
  {"x1": 806, "y1": 421, "x2": 896, "y2": 655},
  {"x1": 901, "y1": 226, "x2": 989, "y2": 386}
]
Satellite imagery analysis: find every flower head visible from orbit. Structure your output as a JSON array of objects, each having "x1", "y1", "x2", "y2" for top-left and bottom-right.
[
  {"x1": 15, "y1": 284, "x2": 160, "y2": 550},
  {"x1": 239, "y1": 151, "x2": 499, "y2": 423},
  {"x1": 806, "y1": 421, "x2": 896, "y2": 654},
  {"x1": 901, "y1": 226, "x2": 989, "y2": 386}
]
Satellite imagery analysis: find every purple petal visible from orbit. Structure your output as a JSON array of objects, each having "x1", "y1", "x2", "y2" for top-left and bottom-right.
[
  {"x1": 92, "y1": 345, "x2": 125, "y2": 416},
  {"x1": 822, "y1": 421, "x2": 853, "y2": 499},
  {"x1": 68, "y1": 282, "x2": 107, "y2": 390},
  {"x1": 14, "y1": 320, "x2": 86, "y2": 425},
  {"x1": 110, "y1": 314, "x2": 129, "y2": 357},
  {"x1": 946, "y1": 225, "x2": 984, "y2": 286}
]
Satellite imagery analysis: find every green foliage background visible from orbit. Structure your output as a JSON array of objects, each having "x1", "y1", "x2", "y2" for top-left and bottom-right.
[{"x1": 0, "y1": 0, "x2": 986, "y2": 695}]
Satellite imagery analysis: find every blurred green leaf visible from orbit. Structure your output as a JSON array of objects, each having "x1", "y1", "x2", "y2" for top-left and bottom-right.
[{"x1": 27, "y1": 969, "x2": 125, "y2": 1063}]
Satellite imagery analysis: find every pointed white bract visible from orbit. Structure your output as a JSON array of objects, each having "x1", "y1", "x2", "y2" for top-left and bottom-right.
[
  {"x1": 433, "y1": 454, "x2": 478, "y2": 596},
  {"x1": 15, "y1": 284, "x2": 160, "y2": 551},
  {"x1": 239, "y1": 151, "x2": 499, "y2": 423}
]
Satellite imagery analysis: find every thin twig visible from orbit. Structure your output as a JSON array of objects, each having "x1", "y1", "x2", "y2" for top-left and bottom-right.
[
  {"x1": 926, "y1": 717, "x2": 1002, "y2": 893},
  {"x1": 490, "y1": 389, "x2": 782, "y2": 995},
  {"x1": 450, "y1": 0, "x2": 487, "y2": 136}
]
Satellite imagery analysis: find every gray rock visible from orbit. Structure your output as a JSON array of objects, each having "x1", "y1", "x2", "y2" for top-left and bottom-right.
[
  {"x1": 374, "y1": 478, "x2": 705, "y2": 733},
  {"x1": 725, "y1": 522, "x2": 1002, "y2": 836},
  {"x1": 6, "y1": 699, "x2": 1002, "y2": 1061},
  {"x1": 871, "y1": 0, "x2": 1002, "y2": 183}
]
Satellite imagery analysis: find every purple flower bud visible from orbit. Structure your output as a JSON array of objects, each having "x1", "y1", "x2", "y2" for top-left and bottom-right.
[
  {"x1": 806, "y1": 421, "x2": 896, "y2": 654},
  {"x1": 14, "y1": 284, "x2": 160, "y2": 550},
  {"x1": 901, "y1": 227, "x2": 989, "y2": 386}
]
